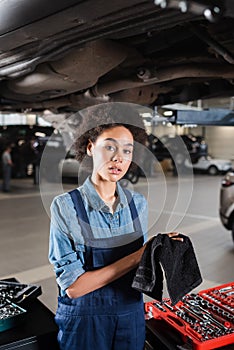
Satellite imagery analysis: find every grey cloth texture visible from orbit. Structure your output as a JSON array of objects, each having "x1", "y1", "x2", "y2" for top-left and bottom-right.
[{"x1": 132, "y1": 234, "x2": 202, "y2": 305}]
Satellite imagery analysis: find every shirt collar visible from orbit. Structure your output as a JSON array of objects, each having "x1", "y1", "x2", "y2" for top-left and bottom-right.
[{"x1": 80, "y1": 176, "x2": 128, "y2": 211}]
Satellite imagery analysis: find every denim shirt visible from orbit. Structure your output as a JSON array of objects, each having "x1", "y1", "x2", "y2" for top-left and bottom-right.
[{"x1": 48, "y1": 177, "x2": 148, "y2": 295}]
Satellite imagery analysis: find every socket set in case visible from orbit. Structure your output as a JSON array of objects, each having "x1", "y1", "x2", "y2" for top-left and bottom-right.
[
  {"x1": 0, "y1": 280, "x2": 42, "y2": 305},
  {"x1": 0, "y1": 280, "x2": 42, "y2": 332},
  {"x1": 145, "y1": 282, "x2": 234, "y2": 350},
  {"x1": 0, "y1": 298, "x2": 27, "y2": 332}
]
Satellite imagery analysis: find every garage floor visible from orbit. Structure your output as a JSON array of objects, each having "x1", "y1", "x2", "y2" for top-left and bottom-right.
[{"x1": 0, "y1": 174, "x2": 233, "y2": 313}]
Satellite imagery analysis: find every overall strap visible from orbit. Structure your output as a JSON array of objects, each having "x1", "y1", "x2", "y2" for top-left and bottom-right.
[
  {"x1": 69, "y1": 189, "x2": 94, "y2": 240},
  {"x1": 122, "y1": 188, "x2": 142, "y2": 233},
  {"x1": 69, "y1": 187, "x2": 142, "y2": 237}
]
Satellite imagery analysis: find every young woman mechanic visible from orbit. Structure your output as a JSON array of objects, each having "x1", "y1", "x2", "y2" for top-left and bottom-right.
[{"x1": 49, "y1": 103, "x2": 182, "y2": 350}]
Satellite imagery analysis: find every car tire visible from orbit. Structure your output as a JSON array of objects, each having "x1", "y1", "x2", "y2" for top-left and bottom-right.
[
  {"x1": 126, "y1": 171, "x2": 139, "y2": 184},
  {"x1": 232, "y1": 221, "x2": 234, "y2": 243},
  {"x1": 208, "y1": 165, "x2": 218, "y2": 175}
]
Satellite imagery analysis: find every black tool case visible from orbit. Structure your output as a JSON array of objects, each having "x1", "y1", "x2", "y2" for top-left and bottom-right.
[
  {"x1": 0, "y1": 280, "x2": 42, "y2": 333},
  {"x1": 0, "y1": 298, "x2": 27, "y2": 333},
  {"x1": 0, "y1": 280, "x2": 42, "y2": 305}
]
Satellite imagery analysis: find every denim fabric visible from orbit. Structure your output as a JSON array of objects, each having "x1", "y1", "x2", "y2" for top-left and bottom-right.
[
  {"x1": 49, "y1": 176, "x2": 148, "y2": 295},
  {"x1": 55, "y1": 297, "x2": 145, "y2": 350}
]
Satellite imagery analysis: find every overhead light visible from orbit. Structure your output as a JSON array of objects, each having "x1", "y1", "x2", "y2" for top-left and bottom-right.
[
  {"x1": 35, "y1": 132, "x2": 46, "y2": 137},
  {"x1": 182, "y1": 124, "x2": 198, "y2": 128},
  {"x1": 162, "y1": 103, "x2": 203, "y2": 111},
  {"x1": 163, "y1": 110, "x2": 174, "y2": 117},
  {"x1": 18, "y1": 140, "x2": 25, "y2": 146}
]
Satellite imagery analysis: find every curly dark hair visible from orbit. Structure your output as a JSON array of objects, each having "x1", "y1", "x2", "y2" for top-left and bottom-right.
[{"x1": 73, "y1": 103, "x2": 147, "y2": 164}]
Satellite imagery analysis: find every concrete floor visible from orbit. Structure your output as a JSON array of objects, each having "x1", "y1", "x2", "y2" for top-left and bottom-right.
[{"x1": 0, "y1": 173, "x2": 233, "y2": 314}]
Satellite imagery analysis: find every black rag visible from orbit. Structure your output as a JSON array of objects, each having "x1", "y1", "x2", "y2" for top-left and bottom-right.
[{"x1": 132, "y1": 233, "x2": 202, "y2": 305}]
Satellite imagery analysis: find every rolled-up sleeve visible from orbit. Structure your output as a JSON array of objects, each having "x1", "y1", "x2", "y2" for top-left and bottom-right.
[{"x1": 48, "y1": 196, "x2": 86, "y2": 292}]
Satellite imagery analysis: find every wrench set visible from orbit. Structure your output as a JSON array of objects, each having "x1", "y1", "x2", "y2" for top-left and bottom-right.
[
  {"x1": 0, "y1": 280, "x2": 42, "y2": 332},
  {"x1": 145, "y1": 282, "x2": 234, "y2": 349}
]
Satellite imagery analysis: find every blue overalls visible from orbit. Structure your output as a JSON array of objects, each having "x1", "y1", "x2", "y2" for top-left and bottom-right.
[{"x1": 55, "y1": 188, "x2": 145, "y2": 350}]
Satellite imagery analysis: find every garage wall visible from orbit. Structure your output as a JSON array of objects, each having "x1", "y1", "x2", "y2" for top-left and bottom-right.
[{"x1": 205, "y1": 126, "x2": 234, "y2": 161}]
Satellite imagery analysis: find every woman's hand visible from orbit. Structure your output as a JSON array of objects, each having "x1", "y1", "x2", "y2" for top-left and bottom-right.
[{"x1": 166, "y1": 232, "x2": 184, "y2": 242}]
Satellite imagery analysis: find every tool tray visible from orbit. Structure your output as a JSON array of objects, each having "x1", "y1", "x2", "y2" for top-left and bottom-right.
[
  {"x1": 0, "y1": 298, "x2": 27, "y2": 332},
  {"x1": 0, "y1": 280, "x2": 42, "y2": 305},
  {"x1": 145, "y1": 282, "x2": 234, "y2": 350},
  {"x1": 0, "y1": 280, "x2": 42, "y2": 333}
]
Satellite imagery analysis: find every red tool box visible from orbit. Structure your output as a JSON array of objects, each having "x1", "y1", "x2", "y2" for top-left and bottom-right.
[{"x1": 145, "y1": 282, "x2": 234, "y2": 350}]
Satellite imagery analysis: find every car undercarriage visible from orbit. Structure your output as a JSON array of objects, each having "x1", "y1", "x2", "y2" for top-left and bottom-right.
[{"x1": 0, "y1": 0, "x2": 234, "y2": 113}]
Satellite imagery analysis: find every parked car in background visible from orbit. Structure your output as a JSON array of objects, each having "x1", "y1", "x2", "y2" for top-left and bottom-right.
[
  {"x1": 58, "y1": 151, "x2": 79, "y2": 178},
  {"x1": 58, "y1": 151, "x2": 89, "y2": 185},
  {"x1": 39, "y1": 133, "x2": 66, "y2": 183},
  {"x1": 151, "y1": 134, "x2": 208, "y2": 165},
  {"x1": 184, "y1": 155, "x2": 232, "y2": 175},
  {"x1": 219, "y1": 171, "x2": 234, "y2": 243}
]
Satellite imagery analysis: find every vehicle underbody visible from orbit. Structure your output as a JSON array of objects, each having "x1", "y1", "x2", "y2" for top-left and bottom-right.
[{"x1": 0, "y1": 0, "x2": 234, "y2": 113}]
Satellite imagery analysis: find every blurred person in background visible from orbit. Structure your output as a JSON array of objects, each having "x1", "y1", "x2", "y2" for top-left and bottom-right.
[{"x1": 1, "y1": 144, "x2": 13, "y2": 192}]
